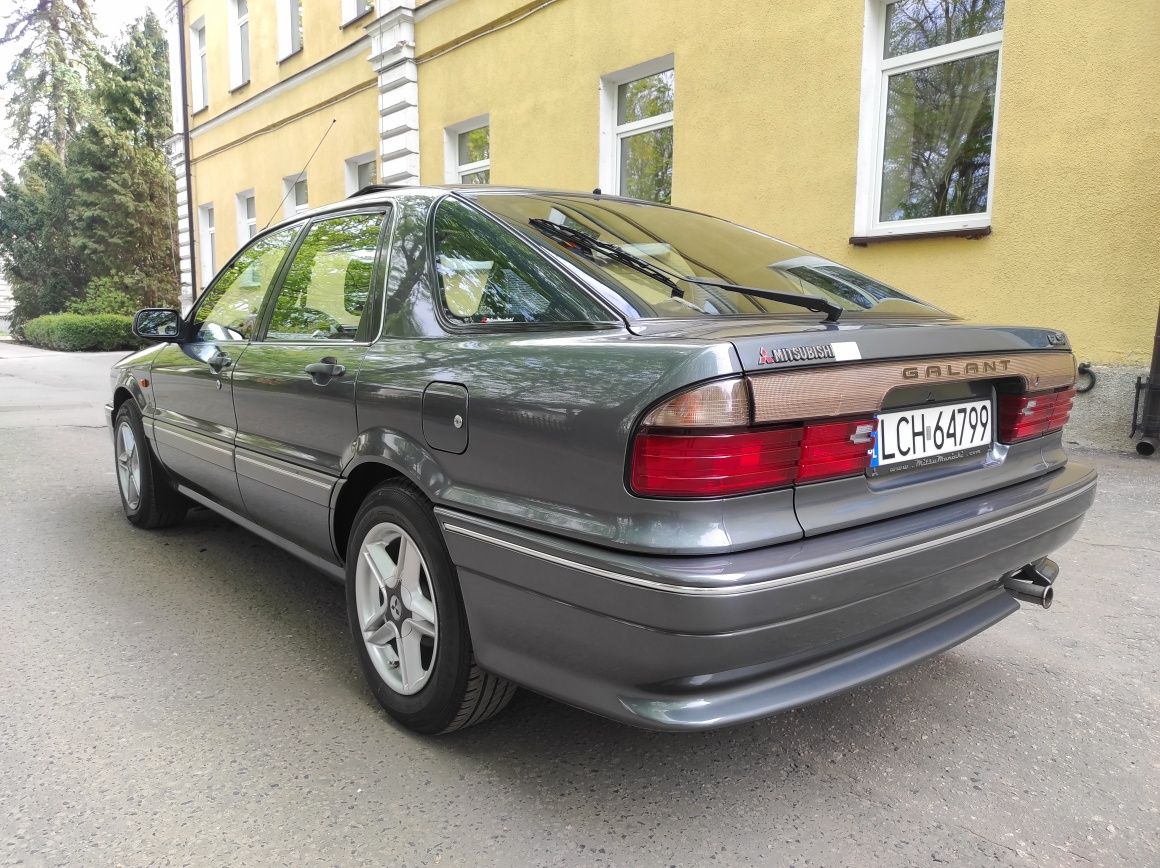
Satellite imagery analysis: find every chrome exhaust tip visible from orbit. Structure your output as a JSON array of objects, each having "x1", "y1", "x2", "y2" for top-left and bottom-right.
[
  {"x1": 1003, "y1": 577, "x2": 1054, "y2": 609},
  {"x1": 1002, "y1": 558, "x2": 1058, "y2": 610}
]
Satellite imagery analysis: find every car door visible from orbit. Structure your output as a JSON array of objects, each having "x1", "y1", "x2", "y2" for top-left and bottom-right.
[
  {"x1": 149, "y1": 224, "x2": 303, "y2": 513},
  {"x1": 230, "y1": 208, "x2": 390, "y2": 560}
]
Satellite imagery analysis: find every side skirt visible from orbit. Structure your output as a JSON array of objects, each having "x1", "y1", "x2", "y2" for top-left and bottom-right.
[{"x1": 177, "y1": 484, "x2": 346, "y2": 583}]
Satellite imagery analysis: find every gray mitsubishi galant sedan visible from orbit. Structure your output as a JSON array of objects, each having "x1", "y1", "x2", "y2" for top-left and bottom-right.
[{"x1": 107, "y1": 186, "x2": 1096, "y2": 733}]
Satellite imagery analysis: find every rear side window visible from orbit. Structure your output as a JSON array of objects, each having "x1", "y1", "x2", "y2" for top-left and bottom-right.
[
  {"x1": 265, "y1": 211, "x2": 385, "y2": 341},
  {"x1": 432, "y1": 198, "x2": 612, "y2": 327}
]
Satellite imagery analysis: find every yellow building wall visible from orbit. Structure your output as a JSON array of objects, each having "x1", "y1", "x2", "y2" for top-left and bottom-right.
[
  {"x1": 415, "y1": 0, "x2": 1160, "y2": 365},
  {"x1": 183, "y1": 0, "x2": 379, "y2": 277}
]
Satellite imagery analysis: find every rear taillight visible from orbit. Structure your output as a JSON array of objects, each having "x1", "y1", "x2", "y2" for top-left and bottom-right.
[
  {"x1": 630, "y1": 428, "x2": 802, "y2": 497},
  {"x1": 630, "y1": 380, "x2": 876, "y2": 498},
  {"x1": 998, "y1": 387, "x2": 1075, "y2": 443},
  {"x1": 797, "y1": 418, "x2": 878, "y2": 483}
]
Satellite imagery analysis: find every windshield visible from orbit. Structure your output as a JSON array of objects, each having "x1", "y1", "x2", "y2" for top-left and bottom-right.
[{"x1": 468, "y1": 192, "x2": 948, "y2": 320}]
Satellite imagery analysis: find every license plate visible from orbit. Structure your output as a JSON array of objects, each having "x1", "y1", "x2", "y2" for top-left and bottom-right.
[{"x1": 870, "y1": 399, "x2": 993, "y2": 476}]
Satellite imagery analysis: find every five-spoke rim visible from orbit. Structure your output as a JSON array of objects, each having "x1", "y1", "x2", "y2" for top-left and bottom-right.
[
  {"x1": 115, "y1": 421, "x2": 142, "y2": 511},
  {"x1": 354, "y1": 522, "x2": 439, "y2": 695}
]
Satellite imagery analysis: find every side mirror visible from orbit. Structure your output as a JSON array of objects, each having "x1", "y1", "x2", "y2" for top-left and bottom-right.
[{"x1": 133, "y1": 308, "x2": 184, "y2": 342}]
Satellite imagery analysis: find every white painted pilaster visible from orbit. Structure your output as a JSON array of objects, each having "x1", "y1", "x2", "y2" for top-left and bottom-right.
[
  {"x1": 366, "y1": 2, "x2": 420, "y2": 185},
  {"x1": 165, "y1": 0, "x2": 195, "y2": 310}
]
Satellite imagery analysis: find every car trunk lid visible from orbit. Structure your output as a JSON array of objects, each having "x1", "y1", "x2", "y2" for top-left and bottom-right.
[{"x1": 632, "y1": 317, "x2": 1076, "y2": 536}]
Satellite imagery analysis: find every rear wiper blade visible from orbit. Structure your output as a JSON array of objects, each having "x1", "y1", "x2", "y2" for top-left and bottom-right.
[
  {"x1": 528, "y1": 218, "x2": 842, "y2": 322},
  {"x1": 680, "y1": 277, "x2": 843, "y2": 322},
  {"x1": 528, "y1": 218, "x2": 685, "y2": 296}
]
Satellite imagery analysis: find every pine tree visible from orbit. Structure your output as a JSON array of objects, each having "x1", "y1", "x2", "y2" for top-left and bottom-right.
[
  {"x1": 0, "y1": 11, "x2": 180, "y2": 327},
  {"x1": 0, "y1": 0, "x2": 101, "y2": 157},
  {"x1": 69, "y1": 11, "x2": 180, "y2": 308},
  {"x1": 0, "y1": 145, "x2": 90, "y2": 325},
  {"x1": 96, "y1": 11, "x2": 172, "y2": 149}
]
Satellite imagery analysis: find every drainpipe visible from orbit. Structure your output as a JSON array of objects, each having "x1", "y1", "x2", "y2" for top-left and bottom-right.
[
  {"x1": 175, "y1": 0, "x2": 198, "y2": 304},
  {"x1": 1136, "y1": 301, "x2": 1160, "y2": 456}
]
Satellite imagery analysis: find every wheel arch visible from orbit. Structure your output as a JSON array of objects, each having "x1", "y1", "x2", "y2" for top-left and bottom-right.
[
  {"x1": 112, "y1": 386, "x2": 136, "y2": 416},
  {"x1": 333, "y1": 427, "x2": 454, "y2": 564},
  {"x1": 331, "y1": 458, "x2": 423, "y2": 566}
]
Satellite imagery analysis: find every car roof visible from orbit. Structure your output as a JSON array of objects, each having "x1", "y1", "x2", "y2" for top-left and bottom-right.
[{"x1": 260, "y1": 184, "x2": 657, "y2": 235}]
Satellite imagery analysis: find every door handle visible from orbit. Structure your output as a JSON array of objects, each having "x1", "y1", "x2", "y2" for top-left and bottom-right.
[
  {"x1": 207, "y1": 350, "x2": 232, "y2": 373},
  {"x1": 305, "y1": 357, "x2": 346, "y2": 384}
]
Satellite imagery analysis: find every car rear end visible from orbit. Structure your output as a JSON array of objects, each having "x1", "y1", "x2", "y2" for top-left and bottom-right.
[
  {"x1": 439, "y1": 322, "x2": 1094, "y2": 730},
  {"x1": 438, "y1": 191, "x2": 1096, "y2": 730}
]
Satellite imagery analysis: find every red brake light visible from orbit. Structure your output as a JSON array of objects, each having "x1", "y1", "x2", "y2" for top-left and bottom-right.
[
  {"x1": 797, "y1": 418, "x2": 877, "y2": 482},
  {"x1": 630, "y1": 382, "x2": 877, "y2": 498},
  {"x1": 998, "y1": 387, "x2": 1075, "y2": 443},
  {"x1": 630, "y1": 427, "x2": 802, "y2": 497}
]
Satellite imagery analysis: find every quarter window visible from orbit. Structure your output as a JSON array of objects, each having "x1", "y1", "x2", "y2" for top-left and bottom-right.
[
  {"x1": 855, "y1": 0, "x2": 1003, "y2": 236},
  {"x1": 265, "y1": 212, "x2": 385, "y2": 342},
  {"x1": 193, "y1": 226, "x2": 300, "y2": 342},
  {"x1": 432, "y1": 198, "x2": 611, "y2": 327},
  {"x1": 600, "y1": 57, "x2": 674, "y2": 204}
]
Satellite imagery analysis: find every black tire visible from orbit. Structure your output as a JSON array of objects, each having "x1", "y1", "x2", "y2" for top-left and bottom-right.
[
  {"x1": 112, "y1": 401, "x2": 188, "y2": 529},
  {"x1": 345, "y1": 480, "x2": 516, "y2": 734}
]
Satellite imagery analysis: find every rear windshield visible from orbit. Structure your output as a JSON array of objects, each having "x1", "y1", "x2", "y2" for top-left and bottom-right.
[{"x1": 469, "y1": 192, "x2": 947, "y2": 320}]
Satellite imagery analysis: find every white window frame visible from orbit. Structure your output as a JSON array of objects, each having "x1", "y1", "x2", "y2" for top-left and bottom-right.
[
  {"x1": 190, "y1": 18, "x2": 208, "y2": 111},
  {"x1": 340, "y1": 0, "x2": 372, "y2": 26},
  {"x1": 235, "y1": 189, "x2": 257, "y2": 246},
  {"x1": 198, "y1": 203, "x2": 216, "y2": 289},
  {"x1": 443, "y1": 115, "x2": 491, "y2": 184},
  {"x1": 283, "y1": 173, "x2": 309, "y2": 218},
  {"x1": 345, "y1": 152, "x2": 377, "y2": 195},
  {"x1": 598, "y1": 54, "x2": 674, "y2": 197},
  {"x1": 853, "y1": 0, "x2": 1003, "y2": 238},
  {"x1": 277, "y1": 0, "x2": 303, "y2": 60},
  {"x1": 227, "y1": 0, "x2": 250, "y2": 90}
]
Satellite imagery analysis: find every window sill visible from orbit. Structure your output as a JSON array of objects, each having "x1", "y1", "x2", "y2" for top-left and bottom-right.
[
  {"x1": 340, "y1": 9, "x2": 374, "y2": 30},
  {"x1": 277, "y1": 47, "x2": 303, "y2": 65},
  {"x1": 849, "y1": 226, "x2": 991, "y2": 246},
  {"x1": 191, "y1": 105, "x2": 209, "y2": 118},
  {"x1": 228, "y1": 80, "x2": 251, "y2": 95}
]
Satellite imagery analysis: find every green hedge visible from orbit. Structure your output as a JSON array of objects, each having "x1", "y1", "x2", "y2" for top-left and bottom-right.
[{"x1": 21, "y1": 313, "x2": 141, "y2": 352}]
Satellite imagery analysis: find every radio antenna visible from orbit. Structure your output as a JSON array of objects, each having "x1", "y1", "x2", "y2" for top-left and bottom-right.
[{"x1": 262, "y1": 118, "x2": 337, "y2": 230}]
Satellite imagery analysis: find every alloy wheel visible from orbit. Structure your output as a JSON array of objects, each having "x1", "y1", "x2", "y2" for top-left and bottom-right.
[
  {"x1": 354, "y1": 522, "x2": 439, "y2": 695},
  {"x1": 115, "y1": 421, "x2": 142, "y2": 511}
]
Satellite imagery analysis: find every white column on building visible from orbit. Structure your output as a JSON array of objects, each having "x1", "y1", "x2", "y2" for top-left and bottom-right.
[
  {"x1": 164, "y1": 0, "x2": 195, "y2": 310},
  {"x1": 366, "y1": 2, "x2": 420, "y2": 185}
]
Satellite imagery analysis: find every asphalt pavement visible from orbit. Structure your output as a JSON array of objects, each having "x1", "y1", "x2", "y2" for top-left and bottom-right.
[{"x1": 1, "y1": 342, "x2": 1157, "y2": 866}]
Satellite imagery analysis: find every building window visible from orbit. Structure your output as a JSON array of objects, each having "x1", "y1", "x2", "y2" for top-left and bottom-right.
[
  {"x1": 228, "y1": 0, "x2": 250, "y2": 90},
  {"x1": 599, "y1": 55, "x2": 674, "y2": 204},
  {"x1": 283, "y1": 173, "x2": 309, "y2": 217},
  {"x1": 236, "y1": 190, "x2": 257, "y2": 245},
  {"x1": 854, "y1": 0, "x2": 1004, "y2": 237},
  {"x1": 345, "y1": 153, "x2": 377, "y2": 195},
  {"x1": 278, "y1": 0, "x2": 303, "y2": 60},
  {"x1": 443, "y1": 116, "x2": 490, "y2": 184},
  {"x1": 341, "y1": 0, "x2": 372, "y2": 26},
  {"x1": 198, "y1": 203, "x2": 216, "y2": 289},
  {"x1": 190, "y1": 18, "x2": 208, "y2": 111}
]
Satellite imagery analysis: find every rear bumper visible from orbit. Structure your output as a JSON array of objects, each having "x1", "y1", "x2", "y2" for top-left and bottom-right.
[{"x1": 437, "y1": 462, "x2": 1097, "y2": 731}]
